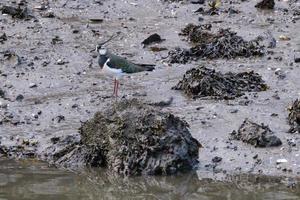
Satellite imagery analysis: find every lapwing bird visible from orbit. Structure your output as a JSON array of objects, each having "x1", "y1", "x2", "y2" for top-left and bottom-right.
[{"x1": 96, "y1": 44, "x2": 155, "y2": 97}]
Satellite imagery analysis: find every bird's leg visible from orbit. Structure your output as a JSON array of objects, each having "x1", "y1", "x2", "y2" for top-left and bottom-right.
[
  {"x1": 113, "y1": 78, "x2": 116, "y2": 96},
  {"x1": 116, "y1": 80, "x2": 119, "y2": 97}
]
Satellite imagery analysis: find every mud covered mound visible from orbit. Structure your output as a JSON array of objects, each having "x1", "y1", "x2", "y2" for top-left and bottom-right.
[
  {"x1": 288, "y1": 99, "x2": 300, "y2": 133},
  {"x1": 172, "y1": 66, "x2": 268, "y2": 99},
  {"x1": 41, "y1": 99, "x2": 201, "y2": 175},
  {"x1": 230, "y1": 119, "x2": 282, "y2": 147},
  {"x1": 168, "y1": 24, "x2": 264, "y2": 63}
]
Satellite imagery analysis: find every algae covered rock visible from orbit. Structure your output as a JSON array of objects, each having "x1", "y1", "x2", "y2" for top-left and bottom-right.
[
  {"x1": 48, "y1": 99, "x2": 201, "y2": 176},
  {"x1": 78, "y1": 99, "x2": 201, "y2": 176},
  {"x1": 288, "y1": 99, "x2": 300, "y2": 133},
  {"x1": 230, "y1": 119, "x2": 282, "y2": 147},
  {"x1": 173, "y1": 66, "x2": 267, "y2": 99}
]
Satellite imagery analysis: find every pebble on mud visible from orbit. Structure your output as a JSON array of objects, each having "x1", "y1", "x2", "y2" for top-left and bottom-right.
[
  {"x1": 172, "y1": 66, "x2": 268, "y2": 99},
  {"x1": 230, "y1": 119, "x2": 282, "y2": 147},
  {"x1": 50, "y1": 99, "x2": 201, "y2": 176},
  {"x1": 288, "y1": 99, "x2": 300, "y2": 134}
]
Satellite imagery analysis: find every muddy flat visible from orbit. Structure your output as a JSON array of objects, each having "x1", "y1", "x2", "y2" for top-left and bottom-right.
[{"x1": 1, "y1": 0, "x2": 300, "y2": 180}]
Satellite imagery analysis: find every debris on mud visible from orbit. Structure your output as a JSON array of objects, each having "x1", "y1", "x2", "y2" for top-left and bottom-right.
[
  {"x1": 0, "y1": 33, "x2": 7, "y2": 44},
  {"x1": 168, "y1": 47, "x2": 192, "y2": 64},
  {"x1": 255, "y1": 0, "x2": 275, "y2": 10},
  {"x1": 0, "y1": 89, "x2": 5, "y2": 99},
  {"x1": 172, "y1": 66, "x2": 268, "y2": 99},
  {"x1": 142, "y1": 33, "x2": 165, "y2": 47},
  {"x1": 288, "y1": 99, "x2": 300, "y2": 134},
  {"x1": 168, "y1": 24, "x2": 265, "y2": 63},
  {"x1": 1, "y1": 5, "x2": 32, "y2": 19},
  {"x1": 230, "y1": 119, "x2": 282, "y2": 147}
]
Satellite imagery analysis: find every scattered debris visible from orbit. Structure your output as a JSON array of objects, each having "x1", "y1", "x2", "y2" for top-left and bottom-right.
[
  {"x1": 230, "y1": 119, "x2": 282, "y2": 147},
  {"x1": 1, "y1": 5, "x2": 33, "y2": 19},
  {"x1": 279, "y1": 35, "x2": 291, "y2": 41},
  {"x1": 255, "y1": 0, "x2": 275, "y2": 10},
  {"x1": 172, "y1": 66, "x2": 268, "y2": 99},
  {"x1": 288, "y1": 99, "x2": 300, "y2": 133},
  {"x1": 212, "y1": 156, "x2": 222, "y2": 163},
  {"x1": 142, "y1": 33, "x2": 165, "y2": 47},
  {"x1": 168, "y1": 24, "x2": 264, "y2": 63}
]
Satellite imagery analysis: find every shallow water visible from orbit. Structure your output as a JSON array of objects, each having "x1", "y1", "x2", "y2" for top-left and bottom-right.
[{"x1": 0, "y1": 159, "x2": 299, "y2": 200}]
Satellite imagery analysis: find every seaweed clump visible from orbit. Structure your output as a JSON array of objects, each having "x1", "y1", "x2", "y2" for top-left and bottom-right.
[
  {"x1": 230, "y1": 119, "x2": 282, "y2": 147},
  {"x1": 168, "y1": 24, "x2": 265, "y2": 63},
  {"x1": 288, "y1": 99, "x2": 300, "y2": 133},
  {"x1": 172, "y1": 66, "x2": 268, "y2": 99}
]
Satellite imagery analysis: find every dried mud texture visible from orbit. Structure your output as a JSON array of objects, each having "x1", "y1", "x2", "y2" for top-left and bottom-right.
[
  {"x1": 230, "y1": 119, "x2": 282, "y2": 148},
  {"x1": 288, "y1": 99, "x2": 300, "y2": 134},
  {"x1": 255, "y1": 0, "x2": 275, "y2": 10},
  {"x1": 172, "y1": 66, "x2": 268, "y2": 99},
  {"x1": 168, "y1": 24, "x2": 264, "y2": 63},
  {"x1": 40, "y1": 99, "x2": 201, "y2": 175}
]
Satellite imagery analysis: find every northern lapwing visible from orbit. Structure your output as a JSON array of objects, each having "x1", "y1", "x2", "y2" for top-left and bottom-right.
[{"x1": 96, "y1": 41, "x2": 155, "y2": 97}]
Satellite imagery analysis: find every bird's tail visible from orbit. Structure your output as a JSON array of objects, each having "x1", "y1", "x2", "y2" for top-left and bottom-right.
[{"x1": 136, "y1": 63, "x2": 155, "y2": 71}]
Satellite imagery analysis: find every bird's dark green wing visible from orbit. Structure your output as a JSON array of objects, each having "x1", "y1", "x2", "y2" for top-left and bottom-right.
[{"x1": 108, "y1": 53, "x2": 153, "y2": 73}]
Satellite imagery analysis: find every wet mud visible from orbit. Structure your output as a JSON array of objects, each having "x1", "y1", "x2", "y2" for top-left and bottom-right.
[{"x1": 0, "y1": 0, "x2": 300, "y2": 180}]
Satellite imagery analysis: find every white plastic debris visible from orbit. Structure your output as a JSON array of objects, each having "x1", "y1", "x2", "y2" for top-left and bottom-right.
[{"x1": 276, "y1": 159, "x2": 288, "y2": 164}]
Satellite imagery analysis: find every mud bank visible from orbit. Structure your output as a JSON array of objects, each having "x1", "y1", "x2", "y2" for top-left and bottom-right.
[{"x1": 0, "y1": 0, "x2": 300, "y2": 180}]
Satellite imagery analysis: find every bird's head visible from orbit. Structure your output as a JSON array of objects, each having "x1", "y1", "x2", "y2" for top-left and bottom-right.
[{"x1": 96, "y1": 45, "x2": 108, "y2": 56}]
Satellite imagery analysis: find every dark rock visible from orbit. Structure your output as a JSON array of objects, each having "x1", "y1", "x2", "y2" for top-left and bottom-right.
[
  {"x1": 288, "y1": 99, "x2": 300, "y2": 133},
  {"x1": 49, "y1": 99, "x2": 201, "y2": 176},
  {"x1": 191, "y1": 0, "x2": 205, "y2": 4},
  {"x1": 16, "y1": 94, "x2": 24, "y2": 102},
  {"x1": 0, "y1": 89, "x2": 5, "y2": 98},
  {"x1": 142, "y1": 33, "x2": 165, "y2": 47},
  {"x1": 0, "y1": 33, "x2": 7, "y2": 43},
  {"x1": 295, "y1": 57, "x2": 300, "y2": 63},
  {"x1": 172, "y1": 66, "x2": 268, "y2": 99},
  {"x1": 230, "y1": 119, "x2": 282, "y2": 147},
  {"x1": 255, "y1": 0, "x2": 275, "y2": 10}
]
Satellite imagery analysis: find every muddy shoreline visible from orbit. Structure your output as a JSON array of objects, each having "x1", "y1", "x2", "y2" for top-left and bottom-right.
[{"x1": 1, "y1": 0, "x2": 300, "y2": 180}]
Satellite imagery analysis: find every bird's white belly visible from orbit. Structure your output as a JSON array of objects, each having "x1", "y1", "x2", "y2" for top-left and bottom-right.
[{"x1": 102, "y1": 59, "x2": 123, "y2": 79}]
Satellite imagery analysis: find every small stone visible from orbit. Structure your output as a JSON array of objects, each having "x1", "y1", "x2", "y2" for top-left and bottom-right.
[
  {"x1": 16, "y1": 94, "x2": 24, "y2": 102},
  {"x1": 29, "y1": 83, "x2": 37, "y2": 88}
]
